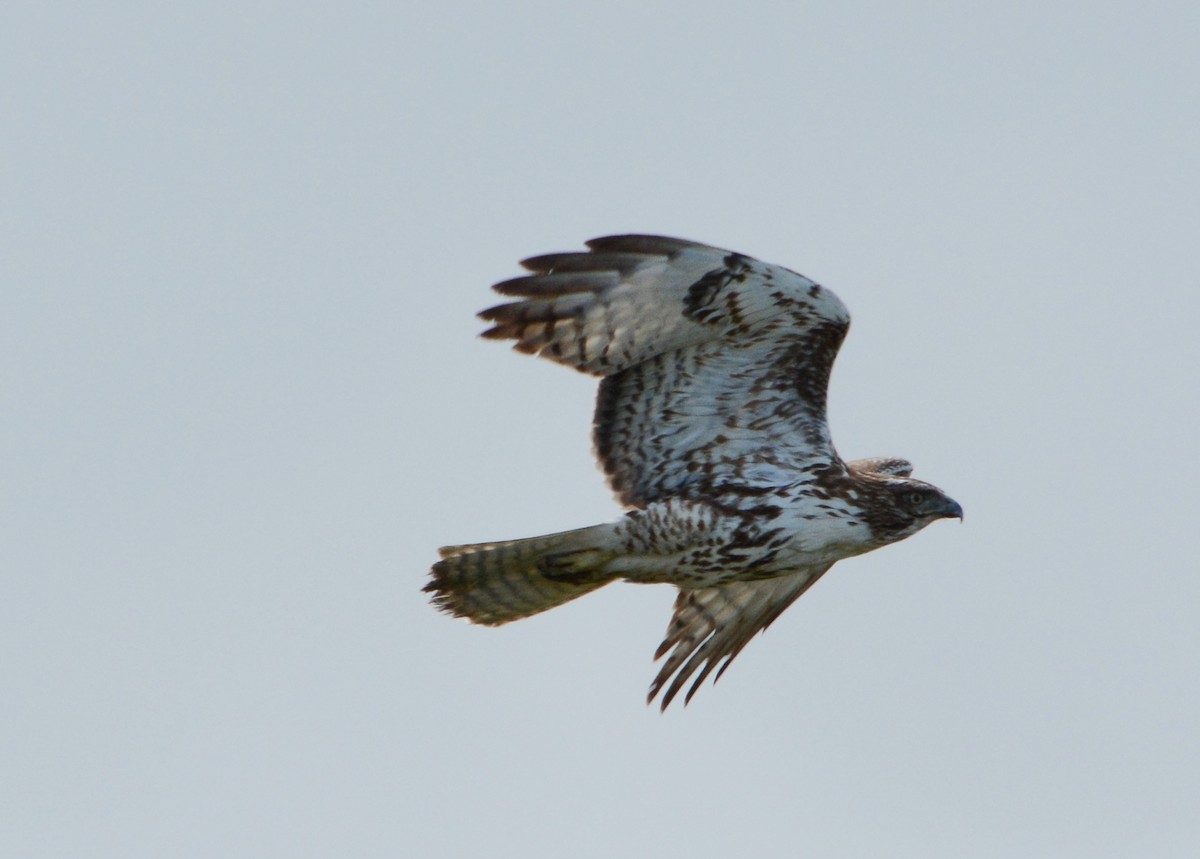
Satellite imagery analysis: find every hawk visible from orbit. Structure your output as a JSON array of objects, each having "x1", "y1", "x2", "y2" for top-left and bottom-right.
[{"x1": 425, "y1": 235, "x2": 961, "y2": 709}]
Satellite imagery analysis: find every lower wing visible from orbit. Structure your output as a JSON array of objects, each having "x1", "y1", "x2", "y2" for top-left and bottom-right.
[{"x1": 649, "y1": 565, "x2": 832, "y2": 710}]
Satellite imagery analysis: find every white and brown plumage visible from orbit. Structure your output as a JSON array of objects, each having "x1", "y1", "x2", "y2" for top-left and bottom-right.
[{"x1": 425, "y1": 235, "x2": 961, "y2": 709}]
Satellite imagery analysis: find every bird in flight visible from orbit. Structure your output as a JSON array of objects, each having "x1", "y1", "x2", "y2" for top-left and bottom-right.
[{"x1": 425, "y1": 235, "x2": 961, "y2": 709}]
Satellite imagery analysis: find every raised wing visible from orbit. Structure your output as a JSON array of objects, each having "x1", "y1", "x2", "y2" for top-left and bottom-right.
[
  {"x1": 481, "y1": 235, "x2": 851, "y2": 506},
  {"x1": 649, "y1": 567, "x2": 832, "y2": 710}
]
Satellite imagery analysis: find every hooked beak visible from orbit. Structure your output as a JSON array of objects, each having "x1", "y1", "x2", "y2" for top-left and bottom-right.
[{"x1": 937, "y1": 497, "x2": 964, "y2": 521}]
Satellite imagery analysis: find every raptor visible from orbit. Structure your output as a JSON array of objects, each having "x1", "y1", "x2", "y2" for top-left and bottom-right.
[{"x1": 425, "y1": 235, "x2": 961, "y2": 709}]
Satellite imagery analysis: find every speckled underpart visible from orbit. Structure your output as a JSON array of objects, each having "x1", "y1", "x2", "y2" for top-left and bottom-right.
[{"x1": 429, "y1": 235, "x2": 961, "y2": 710}]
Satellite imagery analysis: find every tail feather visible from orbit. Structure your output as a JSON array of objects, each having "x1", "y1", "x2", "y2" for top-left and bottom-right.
[{"x1": 425, "y1": 525, "x2": 616, "y2": 625}]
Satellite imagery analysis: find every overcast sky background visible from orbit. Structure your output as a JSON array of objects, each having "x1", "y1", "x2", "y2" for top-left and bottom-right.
[{"x1": 5, "y1": 2, "x2": 1200, "y2": 857}]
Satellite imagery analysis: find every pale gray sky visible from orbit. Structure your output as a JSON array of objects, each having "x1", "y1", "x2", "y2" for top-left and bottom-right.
[{"x1": 5, "y1": 2, "x2": 1200, "y2": 856}]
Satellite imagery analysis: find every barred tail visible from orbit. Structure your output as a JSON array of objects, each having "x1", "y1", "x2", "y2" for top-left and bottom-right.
[{"x1": 424, "y1": 524, "x2": 617, "y2": 625}]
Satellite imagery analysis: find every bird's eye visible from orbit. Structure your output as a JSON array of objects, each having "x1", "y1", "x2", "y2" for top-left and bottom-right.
[{"x1": 906, "y1": 491, "x2": 924, "y2": 507}]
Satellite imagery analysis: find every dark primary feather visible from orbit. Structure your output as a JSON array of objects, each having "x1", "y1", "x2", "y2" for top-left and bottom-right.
[
  {"x1": 519, "y1": 251, "x2": 653, "y2": 277},
  {"x1": 489, "y1": 271, "x2": 618, "y2": 298},
  {"x1": 586, "y1": 234, "x2": 714, "y2": 255}
]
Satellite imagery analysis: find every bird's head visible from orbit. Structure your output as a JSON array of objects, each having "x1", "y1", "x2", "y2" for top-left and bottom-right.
[{"x1": 861, "y1": 475, "x2": 962, "y2": 545}]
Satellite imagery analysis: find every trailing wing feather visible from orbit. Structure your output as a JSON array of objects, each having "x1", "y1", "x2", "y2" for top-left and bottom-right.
[{"x1": 649, "y1": 567, "x2": 832, "y2": 710}]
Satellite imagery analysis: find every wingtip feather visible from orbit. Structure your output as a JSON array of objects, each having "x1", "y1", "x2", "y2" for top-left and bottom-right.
[{"x1": 584, "y1": 234, "x2": 706, "y2": 255}]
